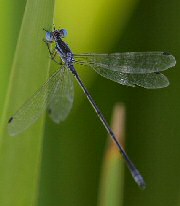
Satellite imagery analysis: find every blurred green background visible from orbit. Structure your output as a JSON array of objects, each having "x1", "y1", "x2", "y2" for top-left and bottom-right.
[{"x1": 0, "y1": 0, "x2": 180, "y2": 206}]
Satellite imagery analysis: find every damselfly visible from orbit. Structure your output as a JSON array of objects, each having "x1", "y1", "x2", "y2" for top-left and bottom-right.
[{"x1": 8, "y1": 26, "x2": 176, "y2": 189}]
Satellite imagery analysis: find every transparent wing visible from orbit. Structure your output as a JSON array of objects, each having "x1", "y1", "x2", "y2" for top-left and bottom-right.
[
  {"x1": 85, "y1": 66, "x2": 169, "y2": 89},
  {"x1": 74, "y1": 52, "x2": 176, "y2": 74},
  {"x1": 48, "y1": 67, "x2": 74, "y2": 123},
  {"x1": 8, "y1": 66, "x2": 70, "y2": 136}
]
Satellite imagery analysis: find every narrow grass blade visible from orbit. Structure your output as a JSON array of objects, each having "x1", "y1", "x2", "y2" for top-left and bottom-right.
[
  {"x1": 98, "y1": 103, "x2": 126, "y2": 206},
  {"x1": 0, "y1": 0, "x2": 55, "y2": 205}
]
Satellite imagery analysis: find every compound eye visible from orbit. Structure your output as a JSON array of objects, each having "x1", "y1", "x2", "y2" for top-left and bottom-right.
[
  {"x1": 46, "y1": 32, "x2": 54, "y2": 42},
  {"x1": 59, "y1": 29, "x2": 68, "y2": 38}
]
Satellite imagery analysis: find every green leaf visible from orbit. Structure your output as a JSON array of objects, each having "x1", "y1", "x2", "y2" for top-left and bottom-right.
[
  {"x1": 0, "y1": 0, "x2": 55, "y2": 205},
  {"x1": 0, "y1": 0, "x2": 26, "y2": 122}
]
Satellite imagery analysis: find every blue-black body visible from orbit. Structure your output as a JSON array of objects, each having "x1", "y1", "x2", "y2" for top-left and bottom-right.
[
  {"x1": 44, "y1": 27, "x2": 146, "y2": 189},
  {"x1": 7, "y1": 26, "x2": 176, "y2": 189},
  {"x1": 46, "y1": 29, "x2": 74, "y2": 67},
  {"x1": 56, "y1": 38, "x2": 75, "y2": 66}
]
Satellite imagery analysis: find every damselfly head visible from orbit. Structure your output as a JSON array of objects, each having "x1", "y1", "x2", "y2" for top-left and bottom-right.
[
  {"x1": 46, "y1": 32, "x2": 54, "y2": 42},
  {"x1": 45, "y1": 29, "x2": 68, "y2": 42}
]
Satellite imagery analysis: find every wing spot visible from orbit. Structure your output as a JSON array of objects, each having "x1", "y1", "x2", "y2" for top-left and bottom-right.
[
  {"x1": 163, "y1": 51, "x2": 170, "y2": 56},
  {"x1": 48, "y1": 108, "x2": 52, "y2": 114},
  {"x1": 8, "y1": 117, "x2": 14, "y2": 123}
]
